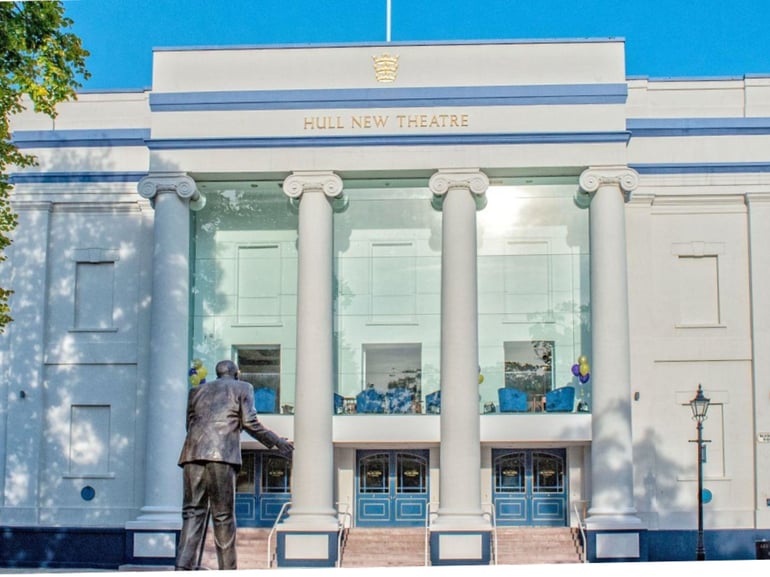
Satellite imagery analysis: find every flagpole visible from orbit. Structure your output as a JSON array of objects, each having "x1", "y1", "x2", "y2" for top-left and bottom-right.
[{"x1": 386, "y1": 0, "x2": 392, "y2": 42}]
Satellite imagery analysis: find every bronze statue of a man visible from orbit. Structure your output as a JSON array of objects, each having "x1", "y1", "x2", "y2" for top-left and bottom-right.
[{"x1": 175, "y1": 359, "x2": 293, "y2": 570}]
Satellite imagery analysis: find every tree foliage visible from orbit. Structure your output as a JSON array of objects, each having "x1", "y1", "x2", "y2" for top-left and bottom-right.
[{"x1": 0, "y1": 1, "x2": 89, "y2": 331}]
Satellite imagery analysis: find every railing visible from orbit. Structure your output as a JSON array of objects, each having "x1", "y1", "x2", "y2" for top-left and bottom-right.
[
  {"x1": 266, "y1": 501, "x2": 292, "y2": 568},
  {"x1": 424, "y1": 501, "x2": 439, "y2": 566},
  {"x1": 336, "y1": 501, "x2": 352, "y2": 568},
  {"x1": 572, "y1": 501, "x2": 588, "y2": 563},
  {"x1": 265, "y1": 501, "x2": 351, "y2": 569},
  {"x1": 481, "y1": 502, "x2": 498, "y2": 565},
  {"x1": 424, "y1": 502, "x2": 497, "y2": 566}
]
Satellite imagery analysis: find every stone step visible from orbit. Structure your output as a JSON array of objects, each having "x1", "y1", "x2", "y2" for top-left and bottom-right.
[
  {"x1": 494, "y1": 527, "x2": 582, "y2": 565},
  {"x1": 198, "y1": 527, "x2": 272, "y2": 570},
  {"x1": 340, "y1": 528, "x2": 427, "y2": 568},
  {"x1": 340, "y1": 526, "x2": 582, "y2": 567}
]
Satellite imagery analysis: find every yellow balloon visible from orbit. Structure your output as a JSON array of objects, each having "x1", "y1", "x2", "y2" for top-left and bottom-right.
[
  {"x1": 189, "y1": 374, "x2": 201, "y2": 387},
  {"x1": 192, "y1": 358, "x2": 203, "y2": 369},
  {"x1": 579, "y1": 363, "x2": 590, "y2": 377},
  {"x1": 577, "y1": 355, "x2": 588, "y2": 366},
  {"x1": 197, "y1": 367, "x2": 208, "y2": 380},
  {"x1": 478, "y1": 373, "x2": 484, "y2": 384}
]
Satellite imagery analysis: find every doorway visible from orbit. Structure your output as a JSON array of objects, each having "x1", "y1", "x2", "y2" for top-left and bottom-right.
[
  {"x1": 492, "y1": 448, "x2": 567, "y2": 526},
  {"x1": 235, "y1": 450, "x2": 291, "y2": 527},
  {"x1": 356, "y1": 450, "x2": 429, "y2": 527}
]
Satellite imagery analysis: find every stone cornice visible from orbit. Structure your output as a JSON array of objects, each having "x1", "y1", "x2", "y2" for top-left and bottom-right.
[
  {"x1": 745, "y1": 191, "x2": 770, "y2": 206},
  {"x1": 282, "y1": 171, "x2": 343, "y2": 199},
  {"x1": 137, "y1": 173, "x2": 205, "y2": 211}
]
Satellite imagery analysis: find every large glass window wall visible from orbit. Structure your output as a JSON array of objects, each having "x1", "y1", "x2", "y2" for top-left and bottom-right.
[
  {"x1": 477, "y1": 181, "x2": 591, "y2": 414},
  {"x1": 190, "y1": 182, "x2": 298, "y2": 413},
  {"x1": 189, "y1": 177, "x2": 591, "y2": 416},
  {"x1": 334, "y1": 181, "x2": 442, "y2": 414}
]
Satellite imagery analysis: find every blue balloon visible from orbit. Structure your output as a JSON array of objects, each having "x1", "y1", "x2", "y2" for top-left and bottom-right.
[
  {"x1": 571, "y1": 364, "x2": 580, "y2": 377},
  {"x1": 579, "y1": 373, "x2": 590, "y2": 384}
]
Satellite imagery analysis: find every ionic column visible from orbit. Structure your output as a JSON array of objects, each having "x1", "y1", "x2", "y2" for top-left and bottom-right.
[
  {"x1": 578, "y1": 167, "x2": 642, "y2": 532},
  {"x1": 429, "y1": 169, "x2": 489, "y2": 532},
  {"x1": 130, "y1": 173, "x2": 204, "y2": 531},
  {"x1": 281, "y1": 171, "x2": 342, "y2": 533}
]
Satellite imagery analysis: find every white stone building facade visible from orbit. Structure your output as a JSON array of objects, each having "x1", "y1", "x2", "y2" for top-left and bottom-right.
[{"x1": 1, "y1": 39, "x2": 769, "y2": 567}]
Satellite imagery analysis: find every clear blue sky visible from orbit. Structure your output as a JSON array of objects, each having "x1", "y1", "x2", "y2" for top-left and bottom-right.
[{"x1": 63, "y1": 0, "x2": 770, "y2": 91}]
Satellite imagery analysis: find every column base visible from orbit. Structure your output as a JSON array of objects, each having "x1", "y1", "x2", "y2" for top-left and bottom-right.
[
  {"x1": 124, "y1": 508, "x2": 181, "y2": 567},
  {"x1": 585, "y1": 512, "x2": 648, "y2": 562},
  {"x1": 275, "y1": 530, "x2": 339, "y2": 568},
  {"x1": 429, "y1": 530, "x2": 492, "y2": 565}
]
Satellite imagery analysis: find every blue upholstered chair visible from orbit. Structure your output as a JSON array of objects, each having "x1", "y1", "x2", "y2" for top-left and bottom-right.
[
  {"x1": 356, "y1": 387, "x2": 386, "y2": 413},
  {"x1": 498, "y1": 387, "x2": 528, "y2": 412},
  {"x1": 254, "y1": 387, "x2": 277, "y2": 413},
  {"x1": 425, "y1": 390, "x2": 441, "y2": 414},
  {"x1": 545, "y1": 386, "x2": 576, "y2": 412},
  {"x1": 333, "y1": 393, "x2": 345, "y2": 414},
  {"x1": 387, "y1": 386, "x2": 413, "y2": 414}
]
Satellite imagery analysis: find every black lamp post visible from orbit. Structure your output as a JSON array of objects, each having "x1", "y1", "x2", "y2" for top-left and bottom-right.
[{"x1": 689, "y1": 384, "x2": 710, "y2": 561}]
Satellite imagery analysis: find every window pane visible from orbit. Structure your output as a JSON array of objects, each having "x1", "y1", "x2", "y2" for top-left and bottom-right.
[
  {"x1": 359, "y1": 453, "x2": 389, "y2": 493},
  {"x1": 261, "y1": 454, "x2": 291, "y2": 493},
  {"x1": 495, "y1": 453, "x2": 525, "y2": 493},
  {"x1": 397, "y1": 453, "x2": 426, "y2": 494},
  {"x1": 533, "y1": 453, "x2": 564, "y2": 493},
  {"x1": 236, "y1": 452, "x2": 256, "y2": 493},
  {"x1": 504, "y1": 341, "x2": 553, "y2": 409},
  {"x1": 362, "y1": 343, "x2": 421, "y2": 414},
  {"x1": 237, "y1": 346, "x2": 281, "y2": 413}
]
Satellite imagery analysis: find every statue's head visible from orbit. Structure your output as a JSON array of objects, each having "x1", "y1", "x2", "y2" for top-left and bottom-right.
[{"x1": 216, "y1": 359, "x2": 239, "y2": 378}]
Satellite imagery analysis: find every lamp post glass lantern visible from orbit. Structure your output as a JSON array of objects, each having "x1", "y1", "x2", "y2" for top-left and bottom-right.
[{"x1": 689, "y1": 384, "x2": 710, "y2": 561}]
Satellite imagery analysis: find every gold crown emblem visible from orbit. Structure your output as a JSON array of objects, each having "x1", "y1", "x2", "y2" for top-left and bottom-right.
[{"x1": 372, "y1": 52, "x2": 399, "y2": 83}]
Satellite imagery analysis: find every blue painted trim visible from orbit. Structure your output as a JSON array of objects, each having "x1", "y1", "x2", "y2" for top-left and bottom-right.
[
  {"x1": 12, "y1": 129, "x2": 150, "y2": 149},
  {"x1": 429, "y1": 530, "x2": 492, "y2": 565},
  {"x1": 147, "y1": 131, "x2": 629, "y2": 150},
  {"x1": 149, "y1": 84, "x2": 628, "y2": 112},
  {"x1": 153, "y1": 37, "x2": 625, "y2": 53},
  {"x1": 9, "y1": 171, "x2": 147, "y2": 184},
  {"x1": 628, "y1": 117, "x2": 770, "y2": 137},
  {"x1": 632, "y1": 162, "x2": 770, "y2": 174},
  {"x1": 0, "y1": 527, "x2": 126, "y2": 570},
  {"x1": 646, "y1": 529, "x2": 770, "y2": 562},
  {"x1": 276, "y1": 531, "x2": 338, "y2": 568}
]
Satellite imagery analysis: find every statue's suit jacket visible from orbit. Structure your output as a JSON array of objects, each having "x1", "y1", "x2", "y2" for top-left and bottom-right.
[{"x1": 177, "y1": 375, "x2": 280, "y2": 469}]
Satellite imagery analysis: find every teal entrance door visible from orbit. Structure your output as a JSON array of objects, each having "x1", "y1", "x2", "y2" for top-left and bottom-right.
[
  {"x1": 356, "y1": 450, "x2": 429, "y2": 527},
  {"x1": 235, "y1": 451, "x2": 291, "y2": 527},
  {"x1": 493, "y1": 449, "x2": 567, "y2": 526}
]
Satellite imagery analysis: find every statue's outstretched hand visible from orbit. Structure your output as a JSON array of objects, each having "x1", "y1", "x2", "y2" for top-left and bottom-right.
[{"x1": 276, "y1": 438, "x2": 294, "y2": 458}]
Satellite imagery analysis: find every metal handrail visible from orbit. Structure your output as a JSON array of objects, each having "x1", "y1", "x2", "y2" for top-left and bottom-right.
[
  {"x1": 424, "y1": 501, "x2": 439, "y2": 566},
  {"x1": 481, "y1": 502, "x2": 498, "y2": 565},
  {"x1": 336, "y1": 500, "x2": 352, "y2": 568},
  {"x1": 572, "y1": 501, "x2": 588, "y2": 563},
  {"x1": 266, "y1": 501, "x2": 292, "y2": 568}
]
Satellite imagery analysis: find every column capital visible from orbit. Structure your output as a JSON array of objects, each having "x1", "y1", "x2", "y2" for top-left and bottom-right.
[
  {"x1": 579, "y1": 166, "x2": 639, "y2": 194},
  {"x1": 283, "y1": 171, "x2": 343, "y2": 199},
  {"x1": 576, "y1": 167, "x2": 639, "y2": 208},
  {"x1": 138, "y1": 173, "x2": 205, "y2": 211},
  {"x1": 429, "y1": 169, "x2": 489, "y2": 197}
]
